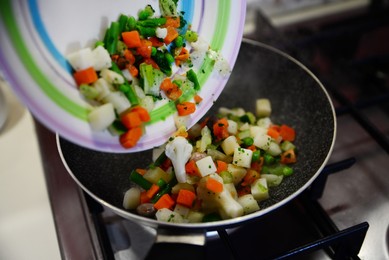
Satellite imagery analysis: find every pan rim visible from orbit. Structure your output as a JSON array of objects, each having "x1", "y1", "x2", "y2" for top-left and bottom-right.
[{"x1": 56, "y1": 38, "x2": 337, "y2": 230}]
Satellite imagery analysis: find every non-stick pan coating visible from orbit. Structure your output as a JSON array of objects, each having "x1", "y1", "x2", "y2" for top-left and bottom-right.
[{"x1": 58, "y1": 39, "x2": 336, "y2": 229}]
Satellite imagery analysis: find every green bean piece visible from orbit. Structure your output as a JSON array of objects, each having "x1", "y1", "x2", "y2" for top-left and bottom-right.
[
  {"x1": 202, "y1": 213, "x2": 222, "y2": 222},
  {"x1": 186, "y1": 69, "x2": 200, "y2": 90},
  {"x1": 151, "y1": 178, "x2": 177, "y2": 203},
  {"x1": 137, "y1": 26, "x2": 157, "y2": 37},
  {"x1": 118, "y1": 14, "x2": 129, "y2": 33},
  {"x1": 105, "y1": 21, "x2": 120, "y2": 55},
  {"x1": 110, "y1": 62, "x2": 139, "y2": 106},
  {"x1": 150, "y1": 151, "x2": 168, "y2": 168},
  {"x1": 130, "y1": 170, "x2": 152, "y2": 190},
  {"x1": 125, "y1": 16, "x2": 137, "y2": 31}
]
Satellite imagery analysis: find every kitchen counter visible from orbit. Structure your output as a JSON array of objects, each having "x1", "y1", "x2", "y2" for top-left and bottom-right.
[{"x1": 0, "y1": 80, "x2": 61, "y2": 260}]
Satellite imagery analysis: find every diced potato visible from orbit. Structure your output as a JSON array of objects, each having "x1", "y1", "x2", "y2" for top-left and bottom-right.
[
  {"x1": 100, "y1": 68, "x2": 125, "y2": 84},
  {"x1": 227, "y1": 119, "x2": 238, "y2": 135},
  {"x1": 206, "y1": 148, "x2": 232, "y2": 163},
  {"x1": 102, "y1": 91, "x2": 131, "y2": 114},
  {"x1": 91, "y1": 45, "x2": 112, "y2": 71},
  {"x1": 251, "y1": 178, "x2": 269, "y2": 202},
  {"x1": 224, "y1": 183, "x2": 238, "y2": 200},
  {"x1": 227, "y1": 164, "x2": 247, "y2": 185},
  {"x1": 257, "y1": 117, "x2": 272, "y2": 128},
  {"x1": 143, "y1": 167, "x2": 172, "y2": 184},
  {"x1": 187, "y1": 211, "x2": 205, "y2": 223},
  {"x1": 237, "y1": 129, "x2": 250, "y2": 140},
  {"x1": 232, "y1": 147, "x2": 253, "y2": 168},
  {"x1": 196, "y1": 156, "x2": 217, "y2": 177},
  {"x1": 67, "y1": 47, "x2": 94, "y2": 71},
  {"x1": 253, "y1": 134, "x2": 271, "y2": 150},
  {"x1": 93, "y1": 78, "x2": 114, "y2": 101},
  {"x1": 249, "y1": 125, "x2": 267, "y2": 138},
  {"x1": 156, "y1": 208, "x2": 184, "y2": 223},
  {"x1": 174, "y1": 204, "x2": 190, "y2": 218},
  {"x1": 88, "y1": 103, "x2": 116, "y2": 131},
  {"x1": 221, "y1": 135, "x2": 240, "y2": 156},
  {"x1": 171, "y1": 183, "x2": 195, "y2": 194},
  {"x1": 239, "y1": 122, "x2": 250, "y2": 131},
  {"x1": 122, "y1": 187, "x2": 141, "y2": 210},
  {"x1": 267, "y1": 141, "x2": 282, "y2": 156},
  {"x1": 237, "y1": 194, "x2": 260, "y2": 214},
  {"x1": 256, "y1": 98, "x2": 271, "y2": 117}
]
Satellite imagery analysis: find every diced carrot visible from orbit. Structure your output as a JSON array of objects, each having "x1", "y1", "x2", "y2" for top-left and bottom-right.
[
  {"x1": 160, "y1": 78, "x2": 182, "y2": 100},
  {"x1": 119, "y1": 127, "x2": 143, "y2": 148},
  {"x1": 146, "y1": 184, "x2": 160, "y2": 199},
  {"x1": 163, "y1": 17, "x2": 180, "y2": 28},
  {"x1": 267, "y1": 127, "x2": 280, "y2": 140},
  {"x1": 136, "y1": 39, "x2": 152, "y2": 58},
  {"x1": 122, "y1": 31, "x2": 141, "y2": 48},
  {"x1": 73, "y1": 67, "x2": 98, "y2": 86},
  {"x1": 128, "y1": 64, "x2": 139, "y2": 77},
  {"x1": 136, "y1": 168, "x2": 147, "y2": 176},
  {"x1": 205, "y1": 177, "x2": 223, "y2": 193},
  {"x1": 176, "y1": 101, "x2": 196, "y2": 116},
  {"x1": 194, "y1": 94, "x2": 203, "y2": 104},
  {"x1": 216, "y1": 160, "x2": 228, "y2": 174},
  {"x1": 250, "y1": 157, "x2": 264, "y2": 172},
  {"x1": 279, "y1": 124, "x2": 296, "y2": 142},
  {"x1": 175, "y1": 48, "x2": 190, "y2": 61},
  {"x1": 164, "y1": 26, "x2": 179, "y2": 45},
  {"x1": 154, "y1": 193, "x2": 175, "y2": 210},
  {"x1": 280, "y1": 149, "x2": 297, "y2": 164},
  {"x1": 241, "y1": 169, "x2": 260, "y2": 186},
  {"x1": 131, "y1": 106, "x2": 151, "y2": 122},
  {"x1": 140, "y1": 191, "x2": 150, "y2": 204},
  {"x1": 213, "y1": 118, "x2": 229, "y2": 140},
  {"x1": 176, "y1": 189, "x2": 197, "y2": 208},
  {"x1": 247, "y1": 145, "x2": 256, "y2": 151},
  {"x1": 121, "y1": 111, "x2": 142, "y2": 129},
  {"x1": 123, "y1": 49, "x2": 135, "y2": 64},
  {"x1": 185, "y1": 160, "x2": 200, "y2": 176},
  {"x1": 149, "y1": 36, "x2": 164, "y2": 47}
]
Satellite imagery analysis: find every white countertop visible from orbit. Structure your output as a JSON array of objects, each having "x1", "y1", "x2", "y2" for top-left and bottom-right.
[{"x1": 0, "y1": 81, "x2": 61, "y2": 260}]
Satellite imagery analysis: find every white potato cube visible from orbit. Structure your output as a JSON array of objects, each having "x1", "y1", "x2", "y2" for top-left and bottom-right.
[
  {"x1": 253, "y1": 134, "x2": 271, "y2": 150},
  {"x1": 122, "y1": 187, "x2": 141, "y2": 210},
  {"x1": 256, "y1": 98, "x2": 271, "y2": 117},
  {"x1": 100, "y1": 69, "x2": 125, "y2": 84},
  {"x1": 237, "y1": 194, "x2": 260, "y2": 214},
  {"x1": 267, "y1": 141, "x2": 282, "y2": 156},
  {"x1": 196, "y1": 156, "x2": 217, "y2": 177},
  {"x1": 221, "y1": 135, "x2": 240, "y2": 155},
  {"x1": 224, "y1": 183, "x2": 238, "y2": 200},
  {"x1": 88, "y1": 103, "x2": 116, "y2": 131},
  {"x1": 227, "y1": 164, "x2": 247, "y2": 185},
  {"x1": 232, "y1": 147, "x2": 253, "y2": 168},
  {"x1": 102, "y1": 91, "x2": 131, "y2": 114},
  {"x1": 251, "y1": 178, "x2": 269, "y2": 202},
  {"x1": 174, "y1": 204, "x2": 190, "y2": 218},
  {"x1": 249, "y1": 125, "x2": 267, "y2": 138},
  {"x1": 92, "y1": 45, "x2": 112, "y2": 71},
  {"x1": 156, "y1": 208, "x2": 184, "y2": 223},
  {"x1": 93, "y1": 78, "x2": 114, "y2": 101},
  {"x1": 67, "y1": 47, "x2": 94, "y2": 71},
  {"x1": 227, "y1": 119, "x2": 238, "y2": 135},
  {"x1": 257, "y1": 117, "x2": 272, "y2": 128}
]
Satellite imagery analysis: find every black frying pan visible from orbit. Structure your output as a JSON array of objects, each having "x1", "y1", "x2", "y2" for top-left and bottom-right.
[{"x1": 58, "y1": 39, "x2": 336, "y2": 231}]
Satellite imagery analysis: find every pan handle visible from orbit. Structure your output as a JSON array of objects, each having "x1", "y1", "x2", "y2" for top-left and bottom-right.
[{"x1": 145, "y1": 229, "x2": 206, "y2": 260}]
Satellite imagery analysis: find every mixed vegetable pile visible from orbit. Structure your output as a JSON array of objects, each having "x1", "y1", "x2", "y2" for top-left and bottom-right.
[
  {"x1": 123, "y1": 99, "x2": 298, "y2": 223},
  {"x1": 66, "y1": 0, "x2": 230, "y2": 148}
]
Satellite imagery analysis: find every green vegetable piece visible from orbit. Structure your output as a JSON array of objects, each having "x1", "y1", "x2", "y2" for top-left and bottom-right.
[
  {"x1": 151, "y1": 46, "x2": 157, "y2": 56},
  {"x1": 108, "y1": 120, "x2": 127, "y2": 135},
  {"x1": 281, "y1": 140, "x2": 296, "y2": 152},
  {"x1": 138, "y1": 4, "x2": 155, "y2": 20},
  {"x1": 151, "y1": 178, "x2": 178, "y2": 203},
  {"x1": 159, "y1": 0, "x2": 178, "y2": 16},
  {"x1": 174, "y1": 35, "x2": 184, "y2": 47},
  {"x1": 240, "y1": 112, "x2": 256, "y2": 124},
  {"x1": 220, "y1": 170, "x2": 233, "y2": 184},
  {"x1": 157, "y1": 178, "x2": 167, "y2": 187},
  {"x1": 130, "y1": 170, "x2": 152, "y2": 190},
  {"x1": 118, "y1": 14, "x2": 129, "y2": 33},
  {"x1": 140, "y1": 63, "x2": 165, "y2": 96},
  {"x1": 116, "y1": 40, "x2": 127, "y2": 54},
  {"x1": 153, "y1": 50, "x2": 172, "y2": 76},
  {"x1": 252, "y1": 150, "x2": 261, "y2": 162},
  {"x1": 241, "y1": 137, "x2": 254, "y2": 147},
  {"x1": 137, "y1": 18, "x2": 167, "y2": 27},
  {"x1": 264, "y1": 153, "x2": 275, "y2": 165},
  {"x1": 151, "y1": 151, "x2": 168, "y2": 168},
  {"x1": 165, "y1": 52, "x2": 175, "y2": 64},
  {"x1": 110, "y1": 62, "x2": 139, "y2": 106},
  {"x1": 186, "y1": 69, "x2": 200, "y2": 90},
  {"x1": 125, "y1": 16, "x2": 137, "y2": 31},
  {"x1": 94, "y1": 41, "x2": 104, "y2": 48},
  {"x1": 105, "y1": 21, "x2": 120, "y2": 55},
  {"x1": 185, "y1": 30, "x2": 198, "y2": 42},
  {"x1": 79, "y1": 84, "x2": 99, "y2": 99},
  {"x1": 202, "y1": 213, "x2": 222, "y2": 222}
]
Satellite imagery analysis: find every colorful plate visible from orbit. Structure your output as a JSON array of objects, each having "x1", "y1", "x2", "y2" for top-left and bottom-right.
[{"x1": 0, "y1": 0, "x2": 246, "y2": 152}]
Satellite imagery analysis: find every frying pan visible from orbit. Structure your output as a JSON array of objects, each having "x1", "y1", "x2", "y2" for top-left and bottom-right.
[{"x1": 58, "y1": 39, "x2": 336, "y2": 237}]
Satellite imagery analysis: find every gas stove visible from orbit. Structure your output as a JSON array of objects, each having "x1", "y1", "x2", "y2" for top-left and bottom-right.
[{"x1": 34, "y1": 2, "x2": 389, "y2": 259}]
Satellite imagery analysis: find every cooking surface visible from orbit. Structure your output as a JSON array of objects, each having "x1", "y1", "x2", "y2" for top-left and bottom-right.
[{"x1": 1, "y1": 1, "x2": 389, "y2": 259}]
